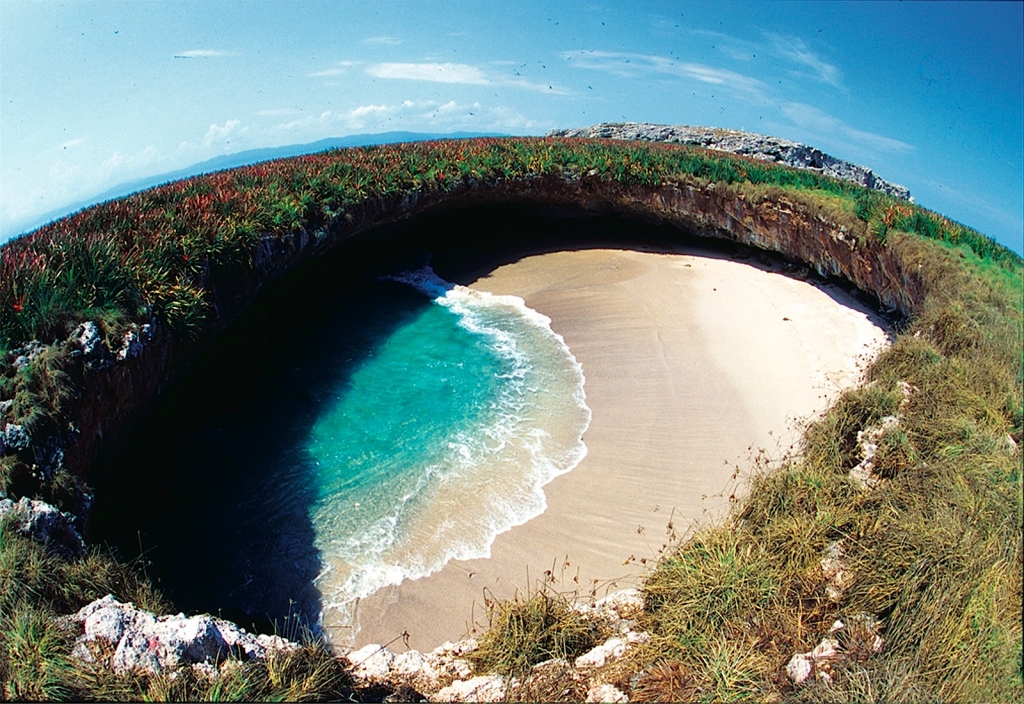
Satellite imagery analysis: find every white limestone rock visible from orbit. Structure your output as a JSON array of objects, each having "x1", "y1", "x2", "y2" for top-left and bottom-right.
[
  {"x1": 850, "y1": 415, "x2": 899, "y2": 489},
  {"x1": 785, "y1": 652, "x2": 814, "y2": 686},
  {"x1": 821, "y1": 540, "x2": 849, "y2": 601},
  {"x1": 2, "y1": 422, "x2": 30, "y2": 452},
  {"x1": 73, "y1": 321, "x2": 112, "y2": 367},
  {"x1": 586, "y1": 682, "x2": 630, "y2": 703},
  {"x1": 117, "y1": 328, "x2": 142, "y2": 361},
  {"x1": 785, "y1": 635, "x2": 842, "y2": 686},
  {"x1": 432, "y1": 674, "x2": 505, "y2": 702},
  {"x1": 70, "y1": 595, "x2": 298, "y2": 675},
  {"x1": 595, "y1": 588, "x2": 644, "y2": 618},
  {"x1": 346, "y1": 643, "x2": 396, "y2": 682},
  {"x1": 575, "y1": 637, "x2": 628, "y2": 669},
  {"x1": 394, "y1": 649, "x2": 433, "y2": 676}
]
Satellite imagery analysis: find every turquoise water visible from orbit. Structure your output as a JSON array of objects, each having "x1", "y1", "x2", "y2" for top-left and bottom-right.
[
  {"x1": 89, "y1": 263, "x2": 589, "y2": 641},
  {"x1": 303, "y1": 268, "x2": 590, "y2": 636}
]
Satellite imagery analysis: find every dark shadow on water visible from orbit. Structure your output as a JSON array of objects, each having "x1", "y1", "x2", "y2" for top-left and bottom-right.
[{"x1": 87, "y1": 205, "x2": 894, "y2": 636}]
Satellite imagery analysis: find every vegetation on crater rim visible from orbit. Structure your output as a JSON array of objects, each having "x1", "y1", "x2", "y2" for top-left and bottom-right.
[{"x1": 1, "y1": 137, "x2": 1021, "y2": 701}]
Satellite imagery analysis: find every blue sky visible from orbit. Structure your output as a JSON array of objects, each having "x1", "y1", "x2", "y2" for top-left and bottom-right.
[{"x1": 2, "y1": 1, "x2": 1022, "y2": 253}]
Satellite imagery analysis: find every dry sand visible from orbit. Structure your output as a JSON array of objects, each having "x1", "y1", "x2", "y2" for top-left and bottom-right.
[{"x1": 343, "y1": 244, "x2": 890, "y2": 652}]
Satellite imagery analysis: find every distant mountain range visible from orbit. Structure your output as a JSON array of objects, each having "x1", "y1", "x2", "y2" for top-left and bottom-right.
[{"x1": 7, "y1": 131, "x2": 502, "y2": 240}]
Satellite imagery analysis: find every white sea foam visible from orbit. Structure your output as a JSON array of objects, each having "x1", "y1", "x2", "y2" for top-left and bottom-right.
[{"x1": 313, "y1": 266, "x2": 590, "y2": 644}]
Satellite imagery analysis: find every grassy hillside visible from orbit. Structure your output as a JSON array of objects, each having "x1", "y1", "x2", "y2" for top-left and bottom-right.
[{"x1": 1, "y1": 138, "x2": 1021, "y2": 700}]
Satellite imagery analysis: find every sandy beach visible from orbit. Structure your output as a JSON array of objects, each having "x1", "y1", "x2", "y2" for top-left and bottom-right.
[{"x1": 342, "y1": 244, "x2": 890, "y2": 652}]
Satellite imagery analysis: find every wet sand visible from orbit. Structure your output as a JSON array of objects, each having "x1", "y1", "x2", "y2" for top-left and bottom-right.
[{"x1": 341, "y1": 244, "x2": 889, "y2": 652}]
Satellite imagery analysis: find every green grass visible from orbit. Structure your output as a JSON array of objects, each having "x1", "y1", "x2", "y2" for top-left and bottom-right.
[
  {"x1": 1, "y1": 137, "x2": 1021, "y2": 701},
  {"x1": 468, "y1": 586, "x2": 606, "y2": 678}
]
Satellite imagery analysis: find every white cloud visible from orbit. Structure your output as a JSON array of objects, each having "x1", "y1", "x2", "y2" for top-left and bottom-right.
[
  {"x1": 98, "y1": 145, "x2": 162, "y2": 181},
  {"x1": 364, "y1": 36, "x2": 403, "y2": 45},
  {"x1": 202, "y1": 119, "x2": 247, "y2": 147},
  {"x1": 350, "y1": 104, "x2": 388, "y2": 118},
  {"x1": 58, "y1": 137, "x2": 87, "y2": 150},
  {"x1": 48, "y1": 159, "x2": 80, "y2": 178},
  {"x1": 368, "y1": 62, "x2": 491, "y2": 84},
  {"x1": 562, "y1": 50, "x2": 767, "y2": 100},
  {"x1": 367, "y1": 61, "x2": 567, "y2": 93},
  {"x1": 258, "y1": 108, "x2": 301, "y2": 117},
  {"x1": 767, "y1": 34, "x2": 842, "y2": 87},
  {"x1": 781, "y1": 103, "x2": 914, "y2": 154},
  {"x1": 482, "y1": 105, "x2": 548, "y2": 131},
  {"x1": 174, "y1": 49, "x2": 235, "y2": 58},
  {"x1": 920, "y1": 179, "x2": 1024, "y2": 234},
  {"x1": 689, "y1": 29, "x2": 761, "y2": 61},
  {"x1": 261, "y1": 97, "x2": 547, "y2": 140},
  {"x1": 307, "y1": 61, "x2": 360, "y2": 78},
  {"x1": 308, "y1": 67, "x2": 348, "y2": 78},
  {"x1": 266, "y1": 103, "x2": 399, "y2": 136}
]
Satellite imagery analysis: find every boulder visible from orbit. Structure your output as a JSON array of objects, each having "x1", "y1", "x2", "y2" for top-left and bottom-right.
[
  {"x1": 0, "y1": 496, "x2": 85, "y2": 558},
  {"x1": 2, "y1": 423, "x2": 30, "y2": 452}
]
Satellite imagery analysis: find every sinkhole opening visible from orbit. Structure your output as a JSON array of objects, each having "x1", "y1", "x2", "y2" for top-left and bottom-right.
[{"x1": 86, "y1": 205, "x2": 873, "y2": 638}]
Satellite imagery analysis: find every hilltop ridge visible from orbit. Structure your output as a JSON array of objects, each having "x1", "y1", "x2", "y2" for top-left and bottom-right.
[{"x1": 549, "y1": 122, "x2": 912, "y2": 201}]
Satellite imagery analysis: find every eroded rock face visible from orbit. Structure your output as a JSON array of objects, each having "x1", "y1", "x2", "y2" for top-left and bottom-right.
[
  {"x1": 549, "y1": 122, "x2": 913, "y2": 201},
  {"x1": 68, "y1": 595, "x2": 299, "y2": 675}
]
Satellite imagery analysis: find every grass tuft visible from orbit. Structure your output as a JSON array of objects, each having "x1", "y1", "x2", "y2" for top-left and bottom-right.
[{"x1": 469, "y1": 586, "x2": 605, "y2": 678}]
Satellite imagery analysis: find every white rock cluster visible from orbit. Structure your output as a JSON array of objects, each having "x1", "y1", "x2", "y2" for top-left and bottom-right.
[
  {"x1": 0, "y1": 421, "x2": 30, "y2": 454},
  {"x1": 70, "y1": 320, "x2": 154, "y2": 368},
  {"x1": 345, "y1": 589, "x2": 648, "y2": 702},
  {"x1": 346, "y1": 638, "x2": 487, "y2": 702},
  {"x1": 850, "y1": 415, "x2": 900, "y2": 489},
  {"x1": 786, "y1": 615, "x2": 885, "y2": 687},
  {"x1": 68, "y1": 595, "x2": 299, "y2": 676},
  {"x1": 850, "y1": 381, "x2": 915, "y2": 490},
  {"x1": 821, "y1": 540, "x2": 849, "y2": 602}
]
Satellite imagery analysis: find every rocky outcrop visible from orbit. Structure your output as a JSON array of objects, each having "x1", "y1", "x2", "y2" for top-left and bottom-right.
[
  {"x1": 549, "y1": 123, "x2": 912, "y2": 201},
  {"x1": 67, "y1": 595, "x2": 299, "y2": 676},
  {"x1": 0, "y1": 496, "x2": 85, "y2": 557}
]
